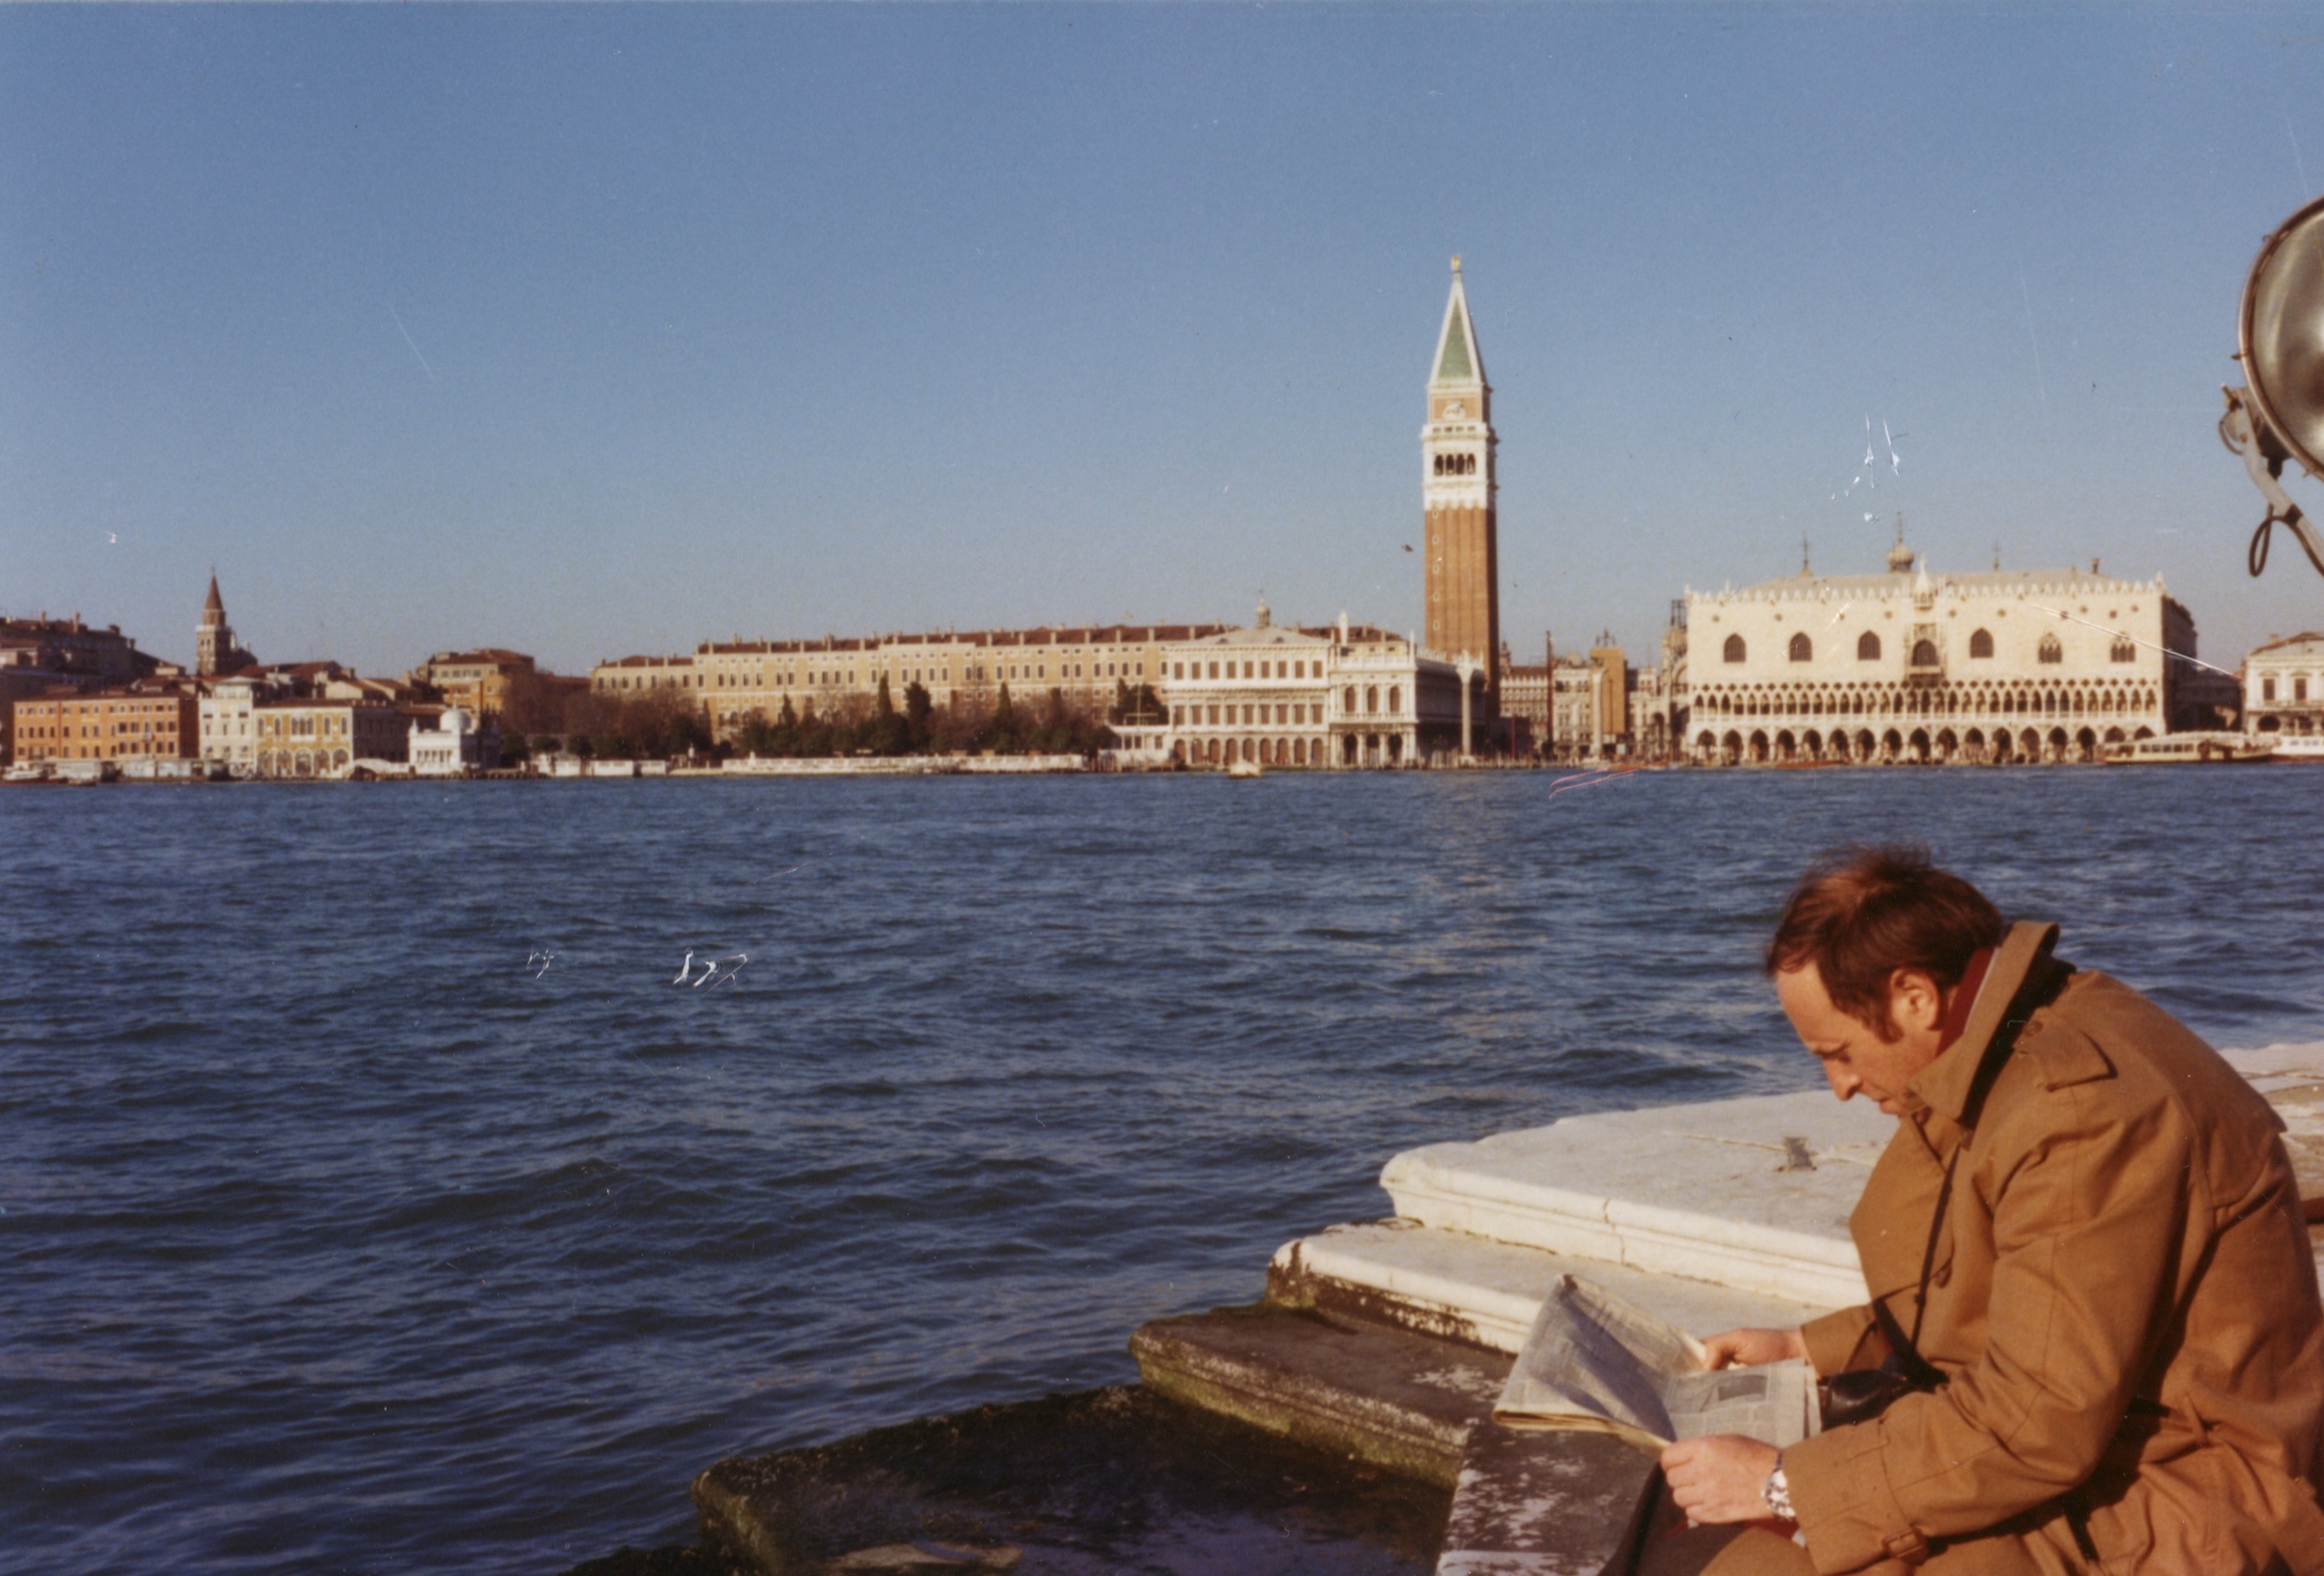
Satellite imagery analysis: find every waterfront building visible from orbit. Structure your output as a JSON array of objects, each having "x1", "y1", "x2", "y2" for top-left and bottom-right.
[
  {"x1": 409, "y1": 707, "x2": 499, "y2": 775},
  {"x1": 1684, "y1": 535, "x2": 2199, "y2": 764},
  {"x1": 1630, "y1": 602, "x2": 1691, "y2": 762},
  {"x1": 591, "y1": 653, "x2": 701, "y2": 697},
  {"x1": 1499, "y1": 642, "x2": 1551, "y2": 755},
  {"x1": 2, "y1": 613, "x2": 154, "y2": 684},
  {"x1": 0, "y1": 615, "x2": 165, "y2": 762},
  {"x1": 1421, "y1": 258, "x2": 1501, "y2": 709},
  {"x1": 254, "y1": 699, "x2": 410, "y2": 778},
  {"x1": 195, "y1": 576, "x2": 256, "y2": 678},
  {"x1": 1542, "y1": 635, "x2": 1632, "y2": 761},
  {"x1": 197, "y1": 675, "x2": 272, "y2": 775},
  {"x1": 1550, "y1": 655, "x2": 1601, "y2": 761},
  {"x1": 409, "y1": 650, "x2": 536, "y2": 718},
  {"x1": 320, "y1": 673, "x2": 429, "y2": 706},
  {"x1": 1153, "y1": 603, "x2": 1465, "y2": 768},
  {"x1": 2245, "y1": 632, "x2": 2324, "y2": 737},
  {"x1": 1587, "y1": 637, "x2": 1631, "y2": 756},
  {"x1": 598, "y1": 623, "x2": 1225, "y2": 745},
  {"x1": 13, "y1": 683, "x2": 199, "y2": 768}
]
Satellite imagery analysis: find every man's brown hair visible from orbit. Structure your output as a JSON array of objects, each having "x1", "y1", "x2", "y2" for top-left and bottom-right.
[{"x1": 1764, "y1": 846, "x2": 2005, "y2": 1039}]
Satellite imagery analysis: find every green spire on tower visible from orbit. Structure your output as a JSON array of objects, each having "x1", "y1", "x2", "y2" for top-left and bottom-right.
[{"x1": 1435, "y1": 301, "x2": 1473, "y2": 381}]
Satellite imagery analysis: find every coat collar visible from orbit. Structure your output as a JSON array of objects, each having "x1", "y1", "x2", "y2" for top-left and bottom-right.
[{"x1": 1897, "y1": 920, "x2": 2063, "y2": 1139}]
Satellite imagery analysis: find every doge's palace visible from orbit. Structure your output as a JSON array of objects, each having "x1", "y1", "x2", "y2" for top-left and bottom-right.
[{"x1": 1685, "y1": 534, "x2": 2198, "y2": 764}]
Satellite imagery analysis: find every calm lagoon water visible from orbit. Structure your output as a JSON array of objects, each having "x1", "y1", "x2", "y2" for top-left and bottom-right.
[{"x1": 4, "y1": 768, "x2": 2321, "y2": 1574}]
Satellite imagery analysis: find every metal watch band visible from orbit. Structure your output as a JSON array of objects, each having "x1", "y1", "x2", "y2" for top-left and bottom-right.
[{"x1": 1763, "y1": 1460, "x2": 1795, "y2": 1521}]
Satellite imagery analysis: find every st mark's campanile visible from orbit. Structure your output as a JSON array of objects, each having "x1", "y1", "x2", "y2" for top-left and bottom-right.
[{"x1": 1421, "y1": 258, "x2": 1499, "y2": 708}]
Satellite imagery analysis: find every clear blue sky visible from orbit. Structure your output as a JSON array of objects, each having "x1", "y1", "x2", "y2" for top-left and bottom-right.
[{"x1": 7, "y1": 5, "x2": 2324, "y2": 677}]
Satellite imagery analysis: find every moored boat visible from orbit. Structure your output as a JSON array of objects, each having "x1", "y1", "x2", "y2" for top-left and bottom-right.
[{"x1": 2100, "y1": 732, "x2": 2275, "y2": 764}]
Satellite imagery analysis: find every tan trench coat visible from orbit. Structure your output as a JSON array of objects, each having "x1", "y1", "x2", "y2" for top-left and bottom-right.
[{"x1": 1784, "y1": 921, "x2": 2324, "y2": 1575}]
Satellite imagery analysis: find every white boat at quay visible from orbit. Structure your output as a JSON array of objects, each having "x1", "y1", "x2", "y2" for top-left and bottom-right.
[{"x1": 2100, "y1": 731, "x2": 2275, "y2": 764}]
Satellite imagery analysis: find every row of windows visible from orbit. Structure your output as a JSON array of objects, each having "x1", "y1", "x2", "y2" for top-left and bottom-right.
[
  {"x1": 13, "y1": 720, "x2": 182, "y2": 738},
  {"x1": 1697, "y1": 687, "x2": 2157, "y2": 718},
  {"x1": 1177, "y1": 702, "x2": 1327, "y2": 728},
  {"x1": 1172, "y1": 657, "x2": 1320, "y2": 682},
  {"x1": 1170, "y1": 685, "x2": 1406, "y2": 726},
  {"x1": 1170, "y1": 735, "x2": 1406, "y2": 766},
  {"x1": 2259, "y1": 675, "x2": 2314, "y2": 702},
  {"x1": 1431, "y1": 453, "x2": 1480, "y2": 476},
  {"x1": 708, "y1": 657, "x2": 1150, "y2": 689},
  {"x1": 1697, "y1": 676, "x2": 2145, "y2": 693},
  {"x1": 1724, "y1": 630, "x2": 2135, "y2": 665}
]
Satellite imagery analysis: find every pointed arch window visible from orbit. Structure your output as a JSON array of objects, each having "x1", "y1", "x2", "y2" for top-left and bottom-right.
[
  {"x1": 2109, "y1": 638, "x2": 2135, "y2": 663},
  {"x1": 2039, "y1": 634, "x2": 2064, "y2": 665},
  {"x1": 1856, "y1": 631, "x2": 1881, "y2": 661},
  {"x1": 1723, "y1": 634, "x2": 1746, "y2": 664},
  {"x1": 1969, "y1": 629, "x2": 1994, "y2": 659},
  {"x1": 1911, "y1": 640, "x2": 1939, "y2": 668},
  {"x1": 1789, "y1": 632, "x2": 1812, "y2": 662}
]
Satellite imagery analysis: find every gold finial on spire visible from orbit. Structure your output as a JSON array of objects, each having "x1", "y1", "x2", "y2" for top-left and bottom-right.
[{"x1": 1451, "y1": 254, "x2": 1462, "y2": 275}]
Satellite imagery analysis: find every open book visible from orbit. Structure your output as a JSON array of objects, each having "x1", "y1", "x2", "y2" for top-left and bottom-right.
[{"x1": 1492, "y1": 1275, "x2": 1822, "y2": 1453}]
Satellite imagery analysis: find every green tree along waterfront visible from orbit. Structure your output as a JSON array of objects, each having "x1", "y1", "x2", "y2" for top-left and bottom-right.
[
  {"x1": 491, "y1": 668, "x2": 1118, "y2": 764},
  {"x1": 715, "y1": 681, "x2": 1114, "y2": 761}
]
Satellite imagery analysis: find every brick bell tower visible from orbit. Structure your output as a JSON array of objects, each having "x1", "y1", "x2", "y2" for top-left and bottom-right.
[
  {"x1": 197, "y1": 573, "x2": 235, "y2": 677},
  {"x1": 1421, "y1": 257, "x2": 1499, "y2": 709}
]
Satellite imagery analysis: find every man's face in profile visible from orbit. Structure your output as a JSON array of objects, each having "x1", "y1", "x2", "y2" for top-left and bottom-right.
[{"x1": 1777, "y1": 962, "x2": 1948, "y2": 1116}]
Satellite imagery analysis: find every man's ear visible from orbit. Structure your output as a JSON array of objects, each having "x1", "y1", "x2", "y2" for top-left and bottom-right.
[{"x1": 1887, "y1": 969, "x2": 1945, "y2": 1036}]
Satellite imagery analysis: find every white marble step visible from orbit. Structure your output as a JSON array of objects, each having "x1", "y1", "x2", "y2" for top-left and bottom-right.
[
  {"x1": 2226, "y1": 1044, "x2": 2324, "y2": 1208},
  {"x1": 1271, "y1": 1220, "x2": 1835, "y2": 1356},
  {"x1": 1381, "y1": 1089, "x2": 1891, "y2": 1307},
  {"x1": 1379, "y1": 1046, "x2": 2324, "y2": 1312}
]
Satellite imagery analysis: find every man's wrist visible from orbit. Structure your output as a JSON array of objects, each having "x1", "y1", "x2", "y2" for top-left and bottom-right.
[{"x1": 1762, "y1": 1456, "x2": 1795, "y2": 1521}]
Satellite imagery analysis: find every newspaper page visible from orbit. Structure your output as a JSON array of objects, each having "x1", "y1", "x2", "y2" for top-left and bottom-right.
[{"x1": 1492, "y1": 1275, "x2": 1820, "y2": 1452}]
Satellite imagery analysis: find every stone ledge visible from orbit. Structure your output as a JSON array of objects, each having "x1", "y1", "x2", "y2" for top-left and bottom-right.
[
  {"x1": 691, "y1": 1385, "x2": 1451, "y2": 1575},
  {"x1": 1380, "y1": 1053, "x2": 2324, "y2": 1307},
  {"x1": 1434, "y1": 1423, "x2": 1658, "y2": 1576},
  {"x1": 1129, "y1": 1305, "x2": 1661, "y2": 1576},
  {"x1": 1380, "y1": 1091, "x2": 1887, "y2": 1307},
  {"x1": 1269, "y1": 1221, "x2": 1836, "y2": 1356},
  {"x1": 1129, "y1": 1305, "x2": 1501, "y2": 1489}
]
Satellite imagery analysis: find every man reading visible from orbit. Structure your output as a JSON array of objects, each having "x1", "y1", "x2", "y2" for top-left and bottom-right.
[{"x1": 1652, "y1": 848, "x2": 2324, "y2": 1575}]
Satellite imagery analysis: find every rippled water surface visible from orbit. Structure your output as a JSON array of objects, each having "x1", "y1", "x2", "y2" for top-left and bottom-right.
[{"x1": 5, "y1": 769, "x2": 2321, "y2": 1574}]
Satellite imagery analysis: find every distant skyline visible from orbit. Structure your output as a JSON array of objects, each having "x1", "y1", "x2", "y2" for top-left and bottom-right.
[{"x1": 7, "y1": 5, "x2": 2324, "y2": 678}]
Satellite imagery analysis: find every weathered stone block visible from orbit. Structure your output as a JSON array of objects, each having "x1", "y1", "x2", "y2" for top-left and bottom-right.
[
  {"x1": 1434, "y1": 1424, "x2": 1658, "y2": 1576},
  {"x1": 690, "y1": 1385, "x2": 1449, "y2": 1575}
]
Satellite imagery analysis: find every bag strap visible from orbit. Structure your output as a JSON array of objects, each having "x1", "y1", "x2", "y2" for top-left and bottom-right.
[{"x1": 1885, "y1": 935, "x2": 2073, "y2": 1385}]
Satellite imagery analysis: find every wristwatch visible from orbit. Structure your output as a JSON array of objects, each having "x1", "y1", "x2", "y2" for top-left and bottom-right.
[{"x1": 1763, "y1": 1458, "x2": 1795, "y2": 1521}]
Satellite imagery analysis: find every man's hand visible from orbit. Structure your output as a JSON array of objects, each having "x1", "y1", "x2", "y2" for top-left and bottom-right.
[
  {"x1": 1659, "y1": 1435, "x2": 1781, "y2": 1525},
  {"x1": 1698, "y1": 1327, "x2": 1808, "y2": 1370}
]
